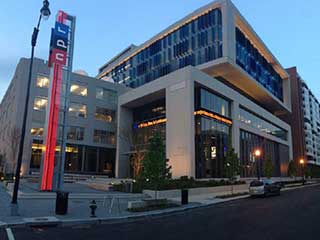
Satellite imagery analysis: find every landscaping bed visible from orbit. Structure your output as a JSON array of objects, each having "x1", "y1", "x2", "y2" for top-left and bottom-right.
[
  {"x1": 216, "y1": 192, "x2": 248, "y2": 199},
  {"x1": 112, "y1": 177, "x2": 246, "y2": 193}
]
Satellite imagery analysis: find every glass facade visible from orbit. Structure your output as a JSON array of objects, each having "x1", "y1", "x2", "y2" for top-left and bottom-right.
[
  {"x1": 200, "y1": 88, "x2": 230, "y2": 117},
  {"x1": 30, "y1": 142, "x2": 116, "y2": 177},
  {"x1": 240, "y1": 130, "x2": 289, "y2": 177},
  {"x1": 195, "y1": 116, "x2": 230, "y2": 178},
  {"x1": 132, "y1": 99, "x2": 166, "y2": 147},
  {"x1": 238, "y1": 107, "x2": 287, "y2": 141},
  {"x1": 100, "y1": 8, "x2": 223, "y2": 88},
  {"x1": 195, "y1": 88, "x2": 232, "y2": 178},
  {"x1": 235, "y1": 27, "x2": 283, "y2": 101},
  {"x1": 30, "y1": 139, "x2": 43, "y2": 169}
]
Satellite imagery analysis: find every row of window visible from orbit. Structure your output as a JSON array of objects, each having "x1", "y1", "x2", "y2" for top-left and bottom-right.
[
  {"x1": 36, "y1": 75, "x2": 117, "y2": 104},
  {"x1": 238, "y1": 107, "x2": 287, "y2": 141},
  {"x1": 104, "y1": 8, "x2": 223, "y2": 88},
  {"x1": 235, "y1": 28, "x2": 283, "y2": 101},
  {"x1": 200, "y1": 88, "x2": 230, "y2": 117},
  {"x1": 31, "y1": 126, "x2": 115, "y2": 145},
  {"x1": 33, "y1": 97, "x2": 115, "y2": 122}
]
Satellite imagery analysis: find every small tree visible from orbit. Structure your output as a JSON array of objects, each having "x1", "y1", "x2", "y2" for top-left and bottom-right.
[
  {"x1": 263, "y1": 155, "x2": 274, "y2": 179},
  {"x1": 224, "y1": 140, "x2": 240, "y2": 180},
  {"x1": 119, "y1": 128, "x2": 145, "y2": 179},
  {"x1": 287, "y1": 160, "x2": 297, "y2": 178},
  {"x1": 5, "y1": 126, "x2": 21, "y2": 174},
  {"x1": 142, "y1": 133, "x2": 171, "y2": 181},
  {"x1": 224, "y1": 140, "x2": 240, "y2": 195}
]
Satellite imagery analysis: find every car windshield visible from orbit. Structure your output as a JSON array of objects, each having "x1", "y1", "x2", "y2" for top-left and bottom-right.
[
  {"x1": 250, "y1": 181, "x2": 264, "y2": 187},
  {"x1": 263, "y1": 179, "x2": 274, "y2": 185}
]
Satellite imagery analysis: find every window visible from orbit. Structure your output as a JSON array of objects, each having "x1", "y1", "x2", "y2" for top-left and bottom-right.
[
  {"x1": 93, "y1": 130, "x2": 115, "y2": 145},
  {"x1": 70, "y1": 83, "x2": 87, "y2": 96},
  {"x1": 30, "y1": 127, "x2": 44, "y2": 137},
  {"x1": 95, "y1": 107, "x2": 115, "y2": 123},
  {"x1": 67, "y1": 126, "x2": 85, "y2": 141},
  {"x1": 200, "y1": 89, "x2": 230, "y2": 117},
  {"x1": 96, "y1": 88, "x2": 117, "y2": 104},
  {"x1": 69, "y1": 103, "x2": 87, "y2": 118},
  {"x1": 36, "y1": 75, "x2": 49, "y2": 88},
  {"x1": 238, "y1": 107, "x2": 287, "y2": 140},
  {"x1": 33, "y1": 97, "x2": 48, "y2": 111}
]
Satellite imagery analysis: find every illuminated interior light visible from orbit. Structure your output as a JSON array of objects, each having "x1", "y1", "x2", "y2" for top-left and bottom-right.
[
  {"x1": 194, "y1": 110, "x2": 232, "y2": 125},
  {"x1": 138, "y1": 118, "x2": 167, "y2": 128},
  {"x1": 70, "y1": 85, "x2": 79, "y2": 92}
]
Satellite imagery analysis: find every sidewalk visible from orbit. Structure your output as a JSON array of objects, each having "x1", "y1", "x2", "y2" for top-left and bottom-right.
[{"x1": 1, "y1": 181, "x2": 318, "y2": 228}]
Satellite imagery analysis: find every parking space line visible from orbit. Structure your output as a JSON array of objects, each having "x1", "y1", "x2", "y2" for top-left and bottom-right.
[{"x1": 6, "y1": 228, "x2": 15, "y2": 240}]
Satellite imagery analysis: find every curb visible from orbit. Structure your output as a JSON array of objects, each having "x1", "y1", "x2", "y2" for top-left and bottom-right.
[{"x1": 2, "y1": 182, "x2": 319, "y2": 229}]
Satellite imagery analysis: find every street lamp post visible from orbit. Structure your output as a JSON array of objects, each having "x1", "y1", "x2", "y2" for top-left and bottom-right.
[
  {"x1": 299, "y1": 159, "x2": 305, "y2": 185},
  {"x1": 11, "y1": 0, "x2": 51, "y2": 207},
  {"x1": 254, "y1": 149, "x2": 261, "y2": 180}
]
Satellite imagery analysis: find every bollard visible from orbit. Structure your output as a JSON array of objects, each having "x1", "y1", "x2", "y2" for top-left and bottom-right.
[
  {"x1": 90, "y1": 200, "x2": 97, "y2": 217},
  {"x1": 181, "y1": 189, "x2": 188, "y2": 205},
  {"x1": 55, "y1": 191, "x2": 69, "y2": 215}
]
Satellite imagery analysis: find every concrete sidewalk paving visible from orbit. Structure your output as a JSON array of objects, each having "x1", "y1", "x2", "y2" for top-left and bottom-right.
[{"x1": 1, "y1": 181, "x2": 319, "y2": 228}]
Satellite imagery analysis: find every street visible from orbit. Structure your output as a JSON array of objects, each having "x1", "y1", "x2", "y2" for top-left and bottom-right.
[{"x1": 2, "y1": 184, "x2": 320, "y2": 240}]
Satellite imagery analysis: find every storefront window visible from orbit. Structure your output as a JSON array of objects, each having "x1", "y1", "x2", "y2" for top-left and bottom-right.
[
  {"x1": 30, "y1": 139, "x2": 43, "y2": 169},
  {"x1": 195, "y1": 116, "x2": 230, "y2": 178}
]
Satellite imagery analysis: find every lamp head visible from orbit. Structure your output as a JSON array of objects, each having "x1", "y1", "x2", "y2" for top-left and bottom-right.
[
  {"x1": 254, "y1": 149, "x2": 261, "y2": 157},
  {"x1": 40, "y1": 0, "x2": 51, "y2": 20},
  {"x1": 299, "y1": 159, "x2": 305, "y2": 165}
]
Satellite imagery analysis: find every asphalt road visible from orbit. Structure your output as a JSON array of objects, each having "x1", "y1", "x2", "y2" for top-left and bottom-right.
[{"x1": 3, "y1": 184, "x2": 320, "y2": 240}]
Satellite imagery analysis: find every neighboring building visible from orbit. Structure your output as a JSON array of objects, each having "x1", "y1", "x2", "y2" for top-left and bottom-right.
[
  {"x1": 0, "y1": 58, "x2": 127, "y2": 176},
  {"x1": 287, "y1": 67, "x2": 320, "y2": 166},
  {"x1": 98, "y1": 0, "x2": 293, "y2": 178}
]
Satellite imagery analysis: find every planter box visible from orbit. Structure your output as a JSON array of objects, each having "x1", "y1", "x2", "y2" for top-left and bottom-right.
[
  {"x1": 143, "y1": 184, "x2": 249, "y2": 199},
  {"x1": 128, "y1": 198, "x2": 168, "y2": 210}
]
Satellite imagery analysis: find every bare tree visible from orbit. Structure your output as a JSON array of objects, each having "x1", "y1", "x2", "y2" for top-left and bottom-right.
[
  {"x1": 5, "y1": 126, "x2": 21, "y2": 174},
  {"x1": 118, "y1": 127, "x2": 145, "y2": 179}
]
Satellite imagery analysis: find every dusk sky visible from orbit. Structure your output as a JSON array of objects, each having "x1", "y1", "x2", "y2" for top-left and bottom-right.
[{"x1": 0, "y1": 0, "x2": 319, "y2": 102}]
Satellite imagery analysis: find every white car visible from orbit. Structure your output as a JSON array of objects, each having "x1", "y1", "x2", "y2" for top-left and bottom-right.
[{"x1": 249, "y1": 179, "x2": 281, "y2": 197}]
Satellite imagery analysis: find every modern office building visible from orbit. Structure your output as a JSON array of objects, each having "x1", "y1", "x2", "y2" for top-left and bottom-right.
[
  {"x1": 0, "y1": 58, "x2": 127, "y2": 176},
  {"x1": 98, "y1": 0, "x2": 293, "y2": 178},
  {"x1": 287, "y1": 67, "x2": 320, "y2": 166}
]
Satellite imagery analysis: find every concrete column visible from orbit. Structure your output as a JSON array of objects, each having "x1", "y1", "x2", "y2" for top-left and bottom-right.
[
  {"x1": 81, "y1": 145, "x2": 85, "y2": 172},
  {"x1": 231, "y1": 101, "x2": 240, "y2": 155},
  {"x1": 166, "y1": 78, "x2": 195, "y2": 178},
  {"x1": 221, "y1": 0, "x2": 236, "y2": 62},
  {"x1": 96, "y1": 147, "x2": 100, "y2": 172},
  {"x1": 115, "y1": 105, "x2": 133, "y2": 178}
]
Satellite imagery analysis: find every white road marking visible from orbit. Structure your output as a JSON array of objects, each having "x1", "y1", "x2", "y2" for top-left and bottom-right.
[{"x1": 6, "y1": 228, "x2": 15, "y2": 240}]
